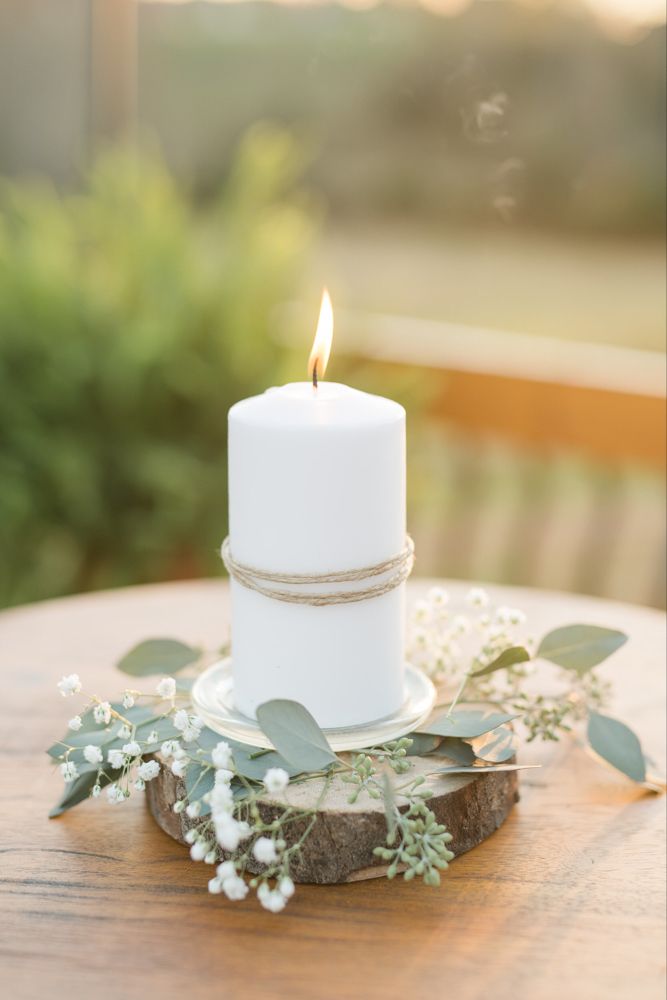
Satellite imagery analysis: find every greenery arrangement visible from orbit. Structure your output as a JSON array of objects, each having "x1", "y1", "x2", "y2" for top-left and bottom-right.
[
  {"x1": 47, "y1": 588, "x2": 659, "y2": 913},
  {"x1": 0, "y1": 129, "x2": 312, "y2": 608}
]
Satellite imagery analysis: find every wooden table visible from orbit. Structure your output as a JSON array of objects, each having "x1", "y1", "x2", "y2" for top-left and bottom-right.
[{"x1": 1, "y1": 580, "x2": 665, "y2": 1000}]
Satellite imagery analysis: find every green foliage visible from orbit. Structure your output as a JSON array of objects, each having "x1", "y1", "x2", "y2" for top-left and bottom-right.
[
  {"x1": 420, "y1": 708, "x2": 518, "y2": 739},
  {"x1": 49, "y1": 770, "x2": 115, "y2": 819},
  {"x1": 471, "y1": 645, "x2": 531, "y2": 678},
  {"x1": 587, "y1": 711, "x2": 647, "y2": 784},
  {"x1": 537, "y1": 625, "x2": 628, "y2": 673},
  {"x1": 117, "y1": 639, "x2": 201, "y2": 677},
  {"x1": 469, "y1": 723, "x2": 516, "y2": 763},
  {"x1": 256, "y1": 699, "x2": 339, "y2": 772},
  {"x1": 0, "y1": 129, "x2": 312, "y2": 607}
]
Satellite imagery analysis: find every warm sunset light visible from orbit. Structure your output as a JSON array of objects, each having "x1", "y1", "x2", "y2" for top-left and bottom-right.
[{"x1": 308, "y1": 288, "x2": 334, "y2": 387}]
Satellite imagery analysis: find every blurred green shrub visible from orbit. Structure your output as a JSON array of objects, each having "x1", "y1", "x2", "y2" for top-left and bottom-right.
[{"x1": 0, "y1": 127, "x2": 313, "y2": 607}]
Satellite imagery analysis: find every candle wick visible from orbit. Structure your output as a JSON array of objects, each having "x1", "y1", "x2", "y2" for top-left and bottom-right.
[{"x1": 312, "y1": 361, "x2": 318, "y2": 389}]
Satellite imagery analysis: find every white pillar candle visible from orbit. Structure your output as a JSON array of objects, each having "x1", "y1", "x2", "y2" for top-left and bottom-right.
[{"x1": 227, "y1": 302, "x2": 407, "y2": 729}]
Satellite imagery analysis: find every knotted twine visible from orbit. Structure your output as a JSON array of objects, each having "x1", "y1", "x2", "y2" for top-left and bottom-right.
[{"x1": 220, "y1": 535, "x2": 414, "y2": 607}]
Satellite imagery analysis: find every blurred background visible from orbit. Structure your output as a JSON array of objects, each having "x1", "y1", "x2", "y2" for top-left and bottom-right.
[{"x1": 0, "y1": 0, "x2": 665, "y2": 611}]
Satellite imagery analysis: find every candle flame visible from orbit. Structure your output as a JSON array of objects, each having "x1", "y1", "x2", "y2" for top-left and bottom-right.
[{"x1": 308, "y1": 288, "x2": 334, "y2": 386}]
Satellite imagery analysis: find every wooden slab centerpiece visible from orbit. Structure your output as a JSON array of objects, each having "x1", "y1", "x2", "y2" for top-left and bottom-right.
[{"x1": 147, "y1": 751, "x2": 519, "y2": 884}]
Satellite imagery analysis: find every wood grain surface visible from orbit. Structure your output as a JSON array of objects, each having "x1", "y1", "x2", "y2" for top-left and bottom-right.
[{"x1": 1, "y1": 579, "x2": 665, "y2": 1000}]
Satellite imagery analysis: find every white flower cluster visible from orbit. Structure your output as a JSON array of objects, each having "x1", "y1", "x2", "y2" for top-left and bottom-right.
[
  {"x1": 54, "y1": 672, "x2": 300, "y2": 913},
  {"x1": 181, "y1": 741, "x2": 296, "y2": 913},
  {"x1": 173, "y1": 709, "x2": 205, "y2": 743},
  {"x1": 407, "y1": 586, "x2": 530, "y2": 685},
  {"x1": 55, "y1": 673, "x2": 165, "y2": 806}
]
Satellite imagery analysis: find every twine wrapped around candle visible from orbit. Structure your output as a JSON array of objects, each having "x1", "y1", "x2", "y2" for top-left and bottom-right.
[{"x1": 220, "y1": 535, "x2": 414, "y2": 607}]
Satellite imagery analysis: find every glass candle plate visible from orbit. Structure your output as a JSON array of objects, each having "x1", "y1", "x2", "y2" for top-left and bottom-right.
[{"x1": 191, "y1": 658, "x2": 436, "y2": 752}]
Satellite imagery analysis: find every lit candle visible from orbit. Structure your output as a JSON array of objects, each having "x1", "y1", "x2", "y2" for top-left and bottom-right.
[{"x1": 227, "y1": 290, "x2": 407, "y2": 729}]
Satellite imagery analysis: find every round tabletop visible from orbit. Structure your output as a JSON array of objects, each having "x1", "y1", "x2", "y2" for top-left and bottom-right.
[{"x1": 1, "y1": 579, "x2": 665, "y2": 1000}]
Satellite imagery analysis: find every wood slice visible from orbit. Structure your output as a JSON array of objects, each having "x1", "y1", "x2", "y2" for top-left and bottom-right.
[{"x1": 146, "y1": 755, "x2": 520, "y2": 884}]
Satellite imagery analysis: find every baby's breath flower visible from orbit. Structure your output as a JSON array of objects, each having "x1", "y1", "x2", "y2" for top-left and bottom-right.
[
  {"x1": 83, "y1": 745, "x2": 103, "y2": 765},
  {"x1": 278, "y1": 876, "x2": 295, "y2": 899},
  {"x1": 122, "y1": 692, "x2": 135, "y2": 709},
  {"x1": 496, "y1": 606, "x2": 525, "y2": 626},
  {"x1": 190, "y1": 840, "x2": 212, "y2": 862},
  {"x1": 160, "y1": 740, "x2": 181, "y2": 759},
  {"x1": 222, "y1": 875, "x2": 249, "y2": 901},
  {"x1": 185, "y1": 829, "x2": 198, "y2": 845},
  {"x1": 174, "y1": 711, "x2": 203, "y2": 743},
  {"x1": 466, "y1": 587, "x2": 490, "y2": 609},
  {"x1": 156, "y1": 677, "x2": 176, "y2": 700},
  {"x1": 108, "y1": 749, "x2": 125, "y2": 769},
  {"x1": 117, "y1": 724, "x2": 132, "y2": 740},
  {"x1": 412, "y1": 599, "x2": 432, "y2": 624},
  {"x1": 210, "y1": 783, "x2": 234, "y2": 813},
  {"x1": 208, "y1": 877, "x2": 223, "y2": 894},
  {"x1": 263, "y1": 767, "x2": 289, "y2": 795},
  {"x1": 92, "y1": 784, "x2": 101, "y2": 797},
  {"x1": 204, "y1": 850, "x2": 217, "y2": 865},
  {"x1": 68, "y1": 716, "x2": 83, "y2": 731},
  {"x1": 450, "y1": 614, "x2": 472, "y2": 636},
  {"x1": 217, "y1": 861, "x2": 237, "y2": 881},
  {"x1": 257, "y1": 883, "x2": 286, "y2": 912},
  {"x1": 122, "y1": 741, "x2": 141, "y2": 758},
  {"x1": 412, "y1": 627, "x2": 430, "y2": 649},
  {"x1": 137, "y1": 760, "x2": 160, "y2": 782},
  {"x1": 134, "y1": 778, "x2": 145, "y2": 791},
  {"x1": 60, "y1": 761, "x2": 79, "y2": 781},
  {"x1": 215, "y1": 816, "x2": 243, "y2": 852},
  {"x1": 171, "y1": 759, "x2": 187, "y2": 778},
  {"x1": 186, "y1": 801, "x2": 201, "y2": 819},
  {"x1": 173, "y1": 799, "x2": 185, "y2": 813},
  {"x1": 211, "y1": 741, "x2": 233, "y2": 769},
  {"x1": 57, "y1": 674, "x2": 82, "y2": 697},
  {"x1": 93, "y1": 702, "x2": 112, "y2": 725},
  {"x1": 253, "y1": 837, "x2": 278, "y2": 866},
  {"x1": 173, "y1": 709, "x2": 189, "y2": 731},
  {"x1": 427, "y1": 586, "x2": 450, "y2": 608},
  {"x1": 106, "y1": 784, "x2": 127, "y2": 804},
  {"x1": 146, "y1": 730, "x2": 158, "y2": 744},
  {"x1": 214, "y1": 768, "x2": 234, "y2": 786}
]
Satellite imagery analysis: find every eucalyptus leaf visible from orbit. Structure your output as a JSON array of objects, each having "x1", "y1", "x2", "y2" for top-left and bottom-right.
[
  {"x1": 471, "y1": 646, "x2": 531, "y2": 678},
  {"x1": 185, "y1": 763, "x2": 216, "y2": 814},
  {"x1": 420, "y1": 708, "x2": 518, "y2": 739},
  {"x1": 116, "y1": 639, "x2": 201, "y2": 677},
  {"x1": 587, "y1": 711, "x2": 646, "y2": 783},
  {"x1": 136, "y1": 716, "x2": 180, "y2": 741},
  {"x1": 192, "y1": 728, "x2": 302, "y2": 779},
  {"x1": 47, "y1": 728, "x2": 114, "y2": 759},
  {"x1": 469, "y1": 725, "x2": 516, "y2": 763},
  {"x1": 429, "y1": 764, "x2": 540, "y2": 776},
  {"x1": 227, "y1": 743, "x2": 303, "y2": 781},
  {"x1": 49, "y1": 770, "x2": 114, "y2": 818},
  {"x1": 537, "y1": 625, "x2": 627, "y2": 674},
  {"x1": 382, "y1": 773, "x2": 397, "y2": 838},
  {"x1": 256, "y1": 700, "x2": 339, "y2": 771},
  {"x1": 405, "y1": 733, "x2": 442, "y2": 756},
  {"x1": 432, "y1": 737, "x2": 477, "y2": 765},
  {"x1": 195, "y1": 727, "x2": 232, "y2": 752},
  {"x1": 121, "y1": 704, "x2": 165, "y2": 726}
]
